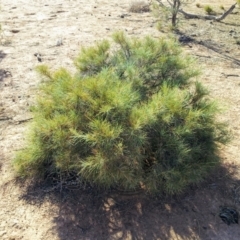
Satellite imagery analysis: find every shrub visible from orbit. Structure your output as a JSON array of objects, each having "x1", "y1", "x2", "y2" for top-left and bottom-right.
[
  {"x1": 14, "y1": 32, "x2": 229, "y2": 194},
  {"x1": 204, "y1": 5, "x2": 214, "y2": 15},
  {"x1": 129, "y1": 1, "x2": 150, "y2": 13},
  {"x1": 220, "y1": 5, "x2": 225, "y2": 11}
]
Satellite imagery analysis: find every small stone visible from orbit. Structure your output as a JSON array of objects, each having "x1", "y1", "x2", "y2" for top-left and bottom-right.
[{"x1": 56, "y1": 39, "x2": 63, "y2": 46}]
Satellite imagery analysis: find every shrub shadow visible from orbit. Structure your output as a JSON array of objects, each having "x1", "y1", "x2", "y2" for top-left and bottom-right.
[
  {"x1": 176, "y1": 31, "x2": 240, "y2": 66},
  {"x1": 18, "y1": 163, "x2": 240, "y2": 240},
  {"x1": 220, "y1": 22, "x2": 240, "y2": 27},
  {"x1": 197, "y1": 40, "x2": 240, "y2": 66}
]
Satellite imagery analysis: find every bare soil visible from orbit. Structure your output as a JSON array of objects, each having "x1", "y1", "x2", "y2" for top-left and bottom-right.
[{"x1": 1, "y1": 1, "x2": 240, "y2": 239}]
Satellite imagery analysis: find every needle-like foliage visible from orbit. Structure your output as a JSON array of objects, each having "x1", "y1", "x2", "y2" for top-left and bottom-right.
[{"x1": 14, "y1": 32, "x2": 229, "y2": 194}]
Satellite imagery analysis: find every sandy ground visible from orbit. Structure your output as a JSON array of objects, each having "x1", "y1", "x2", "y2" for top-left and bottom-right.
[{"x1": 1, "y1": 0, "x2": 240, "y2": 239}]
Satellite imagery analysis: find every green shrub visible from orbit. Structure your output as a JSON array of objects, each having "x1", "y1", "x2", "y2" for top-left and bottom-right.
[
  {"x1": 219, "y1": 5, "x2": 225, "y2": 11},
  {"x1": 14, "y1": 32, "x2": 229, "y2": 194},
  {"x1": 204, "y1": 5, "x2": 214, "y2": 15}
]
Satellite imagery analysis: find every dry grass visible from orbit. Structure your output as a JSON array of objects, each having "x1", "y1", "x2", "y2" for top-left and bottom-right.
[{"x1": 129, "y1": 1, "x2": 150, "y2": 13}]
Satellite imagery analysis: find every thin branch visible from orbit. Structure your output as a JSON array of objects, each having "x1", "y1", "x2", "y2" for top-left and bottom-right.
[
  {"x1": 166, "y1": 0, "x2": 174, "y2": 7},
  {"x1": 179, "y1": 3, "x2": 237, "y2": 21},
  {"x1": 155, "y1": 0, "x2": 166, "y2": 8}
]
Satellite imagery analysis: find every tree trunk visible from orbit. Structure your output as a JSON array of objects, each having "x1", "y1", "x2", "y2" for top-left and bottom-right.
[{"x1": 171, "y1": 0, "x2": 181, "y2": 27}]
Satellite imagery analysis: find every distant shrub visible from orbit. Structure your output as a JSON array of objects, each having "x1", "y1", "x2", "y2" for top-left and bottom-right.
[
  {"x1": 129, "y1": 1, "x2": 150, "y2": 13},
  {"x1": 220, "y1": 5, "x2": 225, "y2": 11},
  {"x1": 14, "y1": 32, "x2": 229, "y2": 195},
  {"x1": 204, "y1": 5, "x2": 214, "y2": 15}
]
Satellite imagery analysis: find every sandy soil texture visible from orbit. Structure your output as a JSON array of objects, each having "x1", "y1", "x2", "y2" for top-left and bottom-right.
[{"x1": 1, "y1": 0, "x2": 240, "y2": 239}]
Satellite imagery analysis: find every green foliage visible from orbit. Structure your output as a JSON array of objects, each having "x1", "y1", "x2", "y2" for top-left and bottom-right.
[
  {"x1": 14, "y1": 32, "x2": 229, "y2": 195},
  {"x1": 152, "y1": 0, "x2": 195, "y2": 28},
  {"x1": 204, "y1": 5, "x2": 214, "y2": 15},
  {"x1": 75, "y1": 32, "x2": 198, "y2": 98},
  {"x1": 220, "y1": 5, "x2": 225, "y2": 11}
]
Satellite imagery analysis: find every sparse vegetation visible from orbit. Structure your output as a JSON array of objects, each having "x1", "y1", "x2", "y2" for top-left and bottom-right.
[
  {"x1": 153, "y1": 0, "x2": 238, "y2": 26},
  {"x1": 152, "y1": 0, "x2": 189, "y2": 28},
  {"x1": 204, "y1": 5, "x2": 214, "y2": 15},
  {"x1": 14, "y1": 32, "x2": 229, "y2": 195},
  {"x1": 220, "y1": 5, "x2": 225, "y2": 11}
]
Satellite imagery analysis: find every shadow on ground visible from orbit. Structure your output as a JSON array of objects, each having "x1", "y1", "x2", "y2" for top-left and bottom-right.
[
  {"x1": 0, "y1": 51, "x2": 11, "y2": 83},
  {"x1": 0, "y1": 51, "x2": 6, "y2": 63},
  {"x1": 176, "y1": 31, "x2": 240, "y2": 67},
  {"x1": 18, "y1": 163, "x2": 240, "y2": 240}
]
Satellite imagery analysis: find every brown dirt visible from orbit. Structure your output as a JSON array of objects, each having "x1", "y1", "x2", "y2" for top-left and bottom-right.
[{"x1": 1, "y1": 0, "x2": 240, "y2": 239}]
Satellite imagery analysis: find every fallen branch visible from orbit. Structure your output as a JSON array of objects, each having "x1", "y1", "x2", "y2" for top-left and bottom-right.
[
  {"x1": 15, "y1": 118, "x2": 33, "y2": 124},
  {"x1": 179, "y1": 3, "x2": 237, "y2": 21}
]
